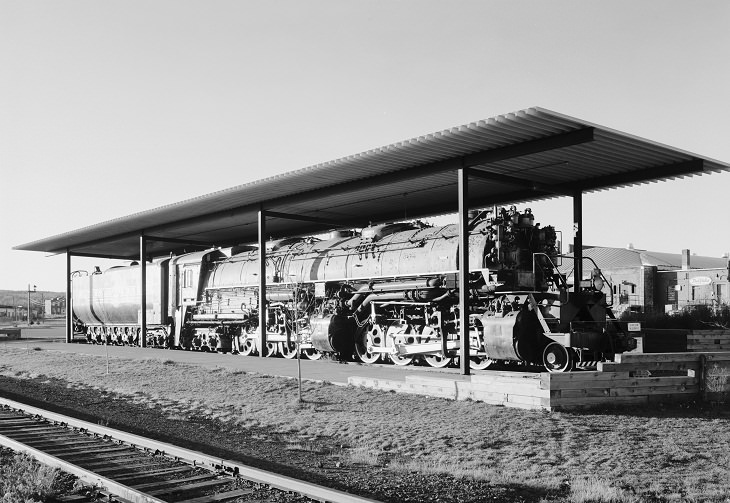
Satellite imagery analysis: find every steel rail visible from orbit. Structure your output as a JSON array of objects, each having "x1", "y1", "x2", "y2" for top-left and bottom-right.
[
  {"x1": 0, "y1": 428, "x2": 166, "y2": 503},
  {"x1": 0, "y1": 396, "x2": 381, "y2": 503}
]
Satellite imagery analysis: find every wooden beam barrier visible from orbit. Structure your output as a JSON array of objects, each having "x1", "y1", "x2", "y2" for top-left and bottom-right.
[
  {"x1": 349, "y1": 372, "x2": 551, "y2": 410},
  {"x1": 688, "y1": 330, "x2": 730, "y2": 351},
  {"x1": 348, "y1": 352, "x2": 730, "y2": 411}
]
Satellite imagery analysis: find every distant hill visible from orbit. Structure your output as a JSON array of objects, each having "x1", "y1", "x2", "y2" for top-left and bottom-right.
[{"x1": 0, "y1": 289, "x2": 64, "y2": 309}]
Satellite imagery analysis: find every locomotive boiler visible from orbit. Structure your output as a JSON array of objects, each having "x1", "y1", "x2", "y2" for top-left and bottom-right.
[{"x1": 71, "y1": 206, "x2": 635, "y2": 372}]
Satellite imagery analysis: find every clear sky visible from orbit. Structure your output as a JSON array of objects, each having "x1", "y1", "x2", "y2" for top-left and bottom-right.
[{"x1": 1, "y1": 0, "x2": 729, "y2": 292}]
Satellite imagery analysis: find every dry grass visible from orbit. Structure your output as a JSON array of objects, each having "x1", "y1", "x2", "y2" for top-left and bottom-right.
[
  {"x1": 706, "y1": 364, "x2": 730, "y2": 395},
  {"x1": 284, "y1": 439, "x2": 330, "y2": 454},
  {"x1": 2, "y1": 347, "x2": 730, "y2": 501},
  {"x1": 0, "y1": 451, "x2": 64, "y2": 502},
  {"x1": 568, "y1": 476, "x2": 637, "y2": 503},
  {"x1": 345, "y1": 445, "x2": 382, "y2": 466},
  {"x1": 389, "y1": 457, "x2": 490, "y2": 480}
]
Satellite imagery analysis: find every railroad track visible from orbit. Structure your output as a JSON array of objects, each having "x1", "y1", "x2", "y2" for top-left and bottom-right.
[{"x1": 0, "y1": 397, "x2": 380, "y2": 503}]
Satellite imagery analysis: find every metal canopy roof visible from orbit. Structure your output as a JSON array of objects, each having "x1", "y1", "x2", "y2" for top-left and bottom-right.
[{"x1": 15, "y1": 107, "x2": 730, "y2": 260}]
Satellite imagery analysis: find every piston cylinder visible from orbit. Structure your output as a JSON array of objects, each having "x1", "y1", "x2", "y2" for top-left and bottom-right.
[
  {"x1": 310, "y1": 314, "x2": 356, "y2": 355},
  {"x1": 481, "y1": 308, "x2": 551, "y2": 364}
]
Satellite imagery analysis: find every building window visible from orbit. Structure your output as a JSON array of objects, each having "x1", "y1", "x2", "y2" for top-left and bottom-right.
[{"x1": 667, "y1": 285, "x2": 677, "y2": 303}]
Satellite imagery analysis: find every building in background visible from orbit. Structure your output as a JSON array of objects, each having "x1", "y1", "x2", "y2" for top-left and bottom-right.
[
  {"x1": 44, "y1": 296, "x2": 66, "y2": 317},
  {"x1": 656, "y1": 252, "x2": 730, "y2": 313},
  {"x1": 563, "y1": 246, "x2": 729, "y2": 314}
]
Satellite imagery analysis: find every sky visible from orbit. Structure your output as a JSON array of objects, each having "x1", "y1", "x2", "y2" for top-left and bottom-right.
[{"x1": 1, "y1": 0, "x2": 729, "y2": 292}]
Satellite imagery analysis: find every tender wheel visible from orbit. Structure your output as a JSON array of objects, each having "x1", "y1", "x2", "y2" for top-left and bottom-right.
[
  {"x1": 264, "y1": 342, "x2": 278, "y2": 357},
  {"x1": 424, "y1": 354, "x2": 452, "y2": 368},
  {"x1": 280, "y1": 341, "x2": 298, "y2": 359},
  {"x1": 543, "y1": 342, "x2": 574, "y2": 373},
  {"x1": 469, "y1": 357, "x2": 498, "y2": 370},
  {"x1": 355, "y1": 324, "x2": 383, "y2": 364},
  {"x1": 302, "y1": 348, "x2": 322, "y2": 360},
  {"x1": 238, "y1": 337, "x2": 257, "y2": 356}
]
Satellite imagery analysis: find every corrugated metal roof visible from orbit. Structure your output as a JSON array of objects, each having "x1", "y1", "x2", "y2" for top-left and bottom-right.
[
  {"x1": 14, "y1": 107, "x2": 730, "y2": 259},
  {"x1": 560, "y1": 247, "x2": 728, "y2": 273}
]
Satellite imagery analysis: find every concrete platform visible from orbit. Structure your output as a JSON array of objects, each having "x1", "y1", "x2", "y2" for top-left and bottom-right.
[
  {"x1": 0, "y1": 325, "x2": 476, "y2": 387},
  {"x1": 3, "y1": 326, "x2": 727, "y2": 410}
]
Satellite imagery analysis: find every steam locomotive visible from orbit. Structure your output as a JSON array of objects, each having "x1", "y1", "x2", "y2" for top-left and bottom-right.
[{"x1": 72, "y1": 206, "x2": 635, "y2": 372}]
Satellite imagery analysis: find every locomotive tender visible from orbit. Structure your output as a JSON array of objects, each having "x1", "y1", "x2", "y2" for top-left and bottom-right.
[{"x1": 72, "y1": 206, "x2": 635, "y2": 372}]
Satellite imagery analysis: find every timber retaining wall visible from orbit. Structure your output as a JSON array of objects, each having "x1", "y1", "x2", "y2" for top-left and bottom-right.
[
  {"x1": 349, "y1": 352, "x2": 730, "y2": 411},
  {"x1": 688, "y1": 330, "x2": 730, "y2": 352}
]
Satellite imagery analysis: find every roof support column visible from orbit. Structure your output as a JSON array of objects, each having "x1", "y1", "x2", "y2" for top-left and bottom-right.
[
  {"x1": 258, "y1": 207, "x2": 267, "y2": 357},
  {"x1": 140, "y1": 235, "x2": 147, "y2": 348},
  {"x1": 458, "y1": 168, "x2": 471, "y2": 376},
  {"x1": 572, "y1": 191, "x2": 583, "y2": 292},
  {"x1": 65, "y1": 250, "x2": 72, "y2": 343}
]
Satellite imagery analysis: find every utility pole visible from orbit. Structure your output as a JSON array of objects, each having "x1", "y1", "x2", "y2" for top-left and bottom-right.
[{"x1": 27, "y1": 284, "x2": 36, "y2": 325}]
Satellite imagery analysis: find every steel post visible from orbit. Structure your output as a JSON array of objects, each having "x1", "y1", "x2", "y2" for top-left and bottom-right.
[
  {"x1": 66, "y1": 251, "x2": 72, "y2": 343},
  {"x1": 140, "y1": 235, "x2": 147, "y2": 348},
  {"x1": 573, "y1": 191, "x2": 583, "y2": 292},
  {"x1": 458, "y1": 168, "x2": 470, "y2": 375},
  {"x1": 258, "y1": 207, "x2": 267, "y2": 357}
]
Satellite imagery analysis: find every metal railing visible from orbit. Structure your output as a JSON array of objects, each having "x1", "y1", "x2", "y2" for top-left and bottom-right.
[{"x1": 532, "y1": 253, "x2": 615, "y2": 305}]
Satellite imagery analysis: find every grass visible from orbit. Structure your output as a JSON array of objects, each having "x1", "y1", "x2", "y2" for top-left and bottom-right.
[
  {"x1": 0, "y1": 451, "x2": 66, "y2": 502},
  {"x1": 389, "y1": 457, "x2": 488, "y2": 479},
  {"x1": 568, "y1": 477, "x2": 636, "y2": 503},
  {"x1": 1, "y1": 347, "x2": 730, "y2": 501},
  {"x1": 345, "y1": 445, "x2": 381, "y2": 466},
  {"x1": 706, "y1": 364, "x2": 730, "y2": 393},
  {"x1": 284, "y1": 439, "x2": 330, "y2": 454}
]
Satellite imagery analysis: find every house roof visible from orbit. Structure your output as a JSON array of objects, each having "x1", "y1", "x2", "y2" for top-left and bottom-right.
[
  {"x1": 564, "y1": 246, "x2": 729, "y2": 273},
  {"x1": 14, "y1": 107, "x2": 730, "y2": 260}
]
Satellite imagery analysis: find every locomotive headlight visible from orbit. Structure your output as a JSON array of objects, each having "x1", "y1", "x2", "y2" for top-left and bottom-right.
[
  {"x1": 591, "y1": 269, "x2": 604, "y2": 291},
  {"x1": 593, "y1": 277, "x2": 604, "y2": 291}
]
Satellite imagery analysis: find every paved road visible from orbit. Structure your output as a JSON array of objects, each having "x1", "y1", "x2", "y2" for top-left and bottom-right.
[{"x1": 0, "y1": 325, "x2": 472, "y2": 385}]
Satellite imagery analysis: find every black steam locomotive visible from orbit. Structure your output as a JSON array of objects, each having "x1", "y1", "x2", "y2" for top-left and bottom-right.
[{"x1": 72, "y1": 206, "x2": 635, "y2": 372}]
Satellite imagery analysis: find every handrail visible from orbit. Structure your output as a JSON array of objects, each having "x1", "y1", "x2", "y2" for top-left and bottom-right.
[
  {"x1": 532, "y1": 253, "x2": 615, "y2": 306},
  {"x1": 532, "y1": 252, "x2": 568, "y2": 290}
]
